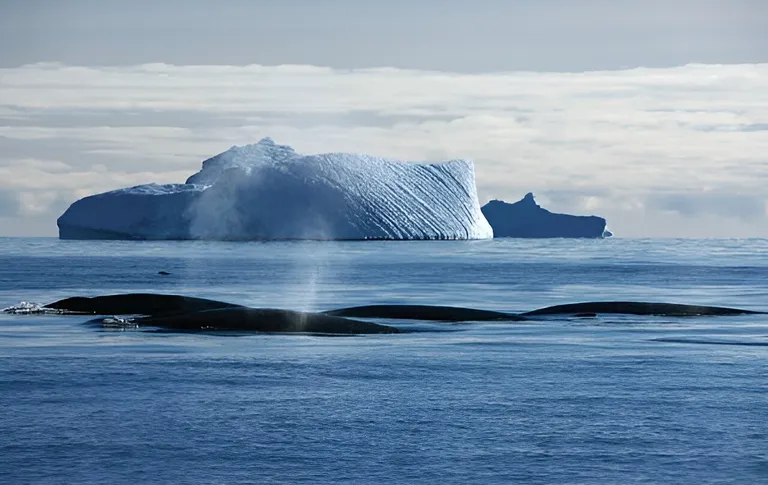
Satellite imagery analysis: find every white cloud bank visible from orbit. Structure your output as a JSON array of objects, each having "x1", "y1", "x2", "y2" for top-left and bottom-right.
[{"x1": 0, "y1": 62, "x2": 766, "y2": 237}]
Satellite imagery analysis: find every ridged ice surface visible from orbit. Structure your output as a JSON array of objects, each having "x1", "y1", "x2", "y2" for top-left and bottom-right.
[{"x1": 57, "y1": 138, "x2": 493, "y2": 240}]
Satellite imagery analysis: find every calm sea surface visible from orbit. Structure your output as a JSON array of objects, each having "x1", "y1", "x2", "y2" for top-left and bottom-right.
[{"x1": 1, "y1": 237, "x2": 767, "y2": 484}]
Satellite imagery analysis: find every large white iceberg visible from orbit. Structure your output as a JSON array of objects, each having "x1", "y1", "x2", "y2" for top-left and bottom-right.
[{"x1": 58, "y1": 138, "x2": 493, "y2": 240}]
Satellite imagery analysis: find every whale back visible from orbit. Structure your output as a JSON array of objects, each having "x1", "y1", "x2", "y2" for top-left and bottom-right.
[
  {"x1": 44, "y1": 293, "x2": 242, "y2": 316},
  {"x1": 137, "y1": 307, "x2": 401, "y2": 334}
]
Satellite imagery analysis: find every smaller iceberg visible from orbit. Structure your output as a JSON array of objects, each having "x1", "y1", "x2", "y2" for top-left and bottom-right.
[{"x1": 481, "y1": 193, "x2": 608, "y2": 238}]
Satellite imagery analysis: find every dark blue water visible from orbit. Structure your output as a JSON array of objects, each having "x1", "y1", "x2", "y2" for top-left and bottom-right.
[{"x1": 2, "y1": 238, "x2": 768, "y2": 484}]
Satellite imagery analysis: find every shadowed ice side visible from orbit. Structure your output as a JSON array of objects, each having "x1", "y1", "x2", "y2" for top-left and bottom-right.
[
  {"x1": 481, "y1": 193, "x2": 608, "y2": 238},
  {"x1": 6, "y1": 293, "x2": 763, "y2": 335}
]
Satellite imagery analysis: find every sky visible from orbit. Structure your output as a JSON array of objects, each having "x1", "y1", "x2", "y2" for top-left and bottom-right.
[{"x1": 0, "y1": 0, "x2": 766, "y2": 237}]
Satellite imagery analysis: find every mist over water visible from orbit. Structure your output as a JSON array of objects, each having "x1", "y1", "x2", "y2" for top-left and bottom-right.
[
  {"x1": 289, "y1": 240, "x2": 336, "y2": 313},
  {"x1": 1, "y1": 237, "x2": 768, "y2": 484}
]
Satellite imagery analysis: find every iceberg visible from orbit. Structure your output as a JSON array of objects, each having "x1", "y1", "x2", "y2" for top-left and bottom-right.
[
  {"x1": 58, "y1": 138, "x2": 493, "y2": 241},
  {"x1": 481, "y1": 193, "x2": 608, "y2": 238}
]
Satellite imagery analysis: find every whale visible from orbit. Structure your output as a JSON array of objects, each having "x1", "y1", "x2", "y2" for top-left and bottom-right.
[
  {"x1": 44, "y1": 293, "x2": 242, "y2": 316},
  {"x1": 324, "y1": 304, "x2": 525, "y2": 322},
  {"x1": 522, "y1": 301, "x2": 763, "y2": 317},
  {"x1": 133, "y1": 307, "x2": 400, "y2": 334},
  {"x1": 35, "y1": 294, "x2": 765, "y2": 336}
]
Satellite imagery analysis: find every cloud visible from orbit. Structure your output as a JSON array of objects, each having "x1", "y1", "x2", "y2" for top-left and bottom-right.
[
  {"x1": 650, "y1": 192, "x2": 766, "y2": 220},
  {"x1": 0, "y1": 62, "x2": 767, "y2": 237},
  {"x1": 0, "y1": 189, "x2": 20, "y2": 216}
]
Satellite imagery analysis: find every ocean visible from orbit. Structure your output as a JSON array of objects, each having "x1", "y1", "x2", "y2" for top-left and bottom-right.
[{"x1": 1, "y1": 237, "x2": 767, "y2": 484}]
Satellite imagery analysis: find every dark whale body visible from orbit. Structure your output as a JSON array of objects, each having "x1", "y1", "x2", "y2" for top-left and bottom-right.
[
  {"x1": 523, "y1": 301, "x2": 763, "y2": 317},
  {"x1": 324, "y1": 304, "x2": 525, "y2": 322},
  {"x1": 43, "y1": 293, "x2": 398, "y2": 334},
  {"x1": 36, "y1": 293, "x2": 765, "y2": 335},
  {"x1": 135, "y1": 307, "x2": 400, "y2": 334},
  {"x1": 44, "y1": 293, "x2": 242, "y2": 316}
]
